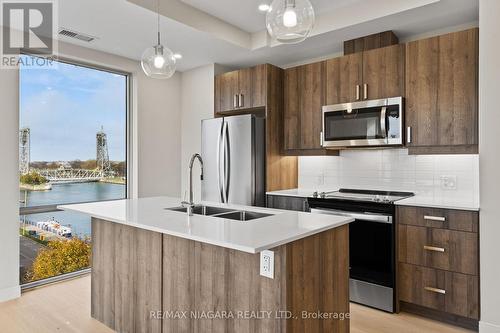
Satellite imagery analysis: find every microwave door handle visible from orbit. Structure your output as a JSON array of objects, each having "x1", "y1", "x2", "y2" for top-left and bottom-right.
[{"x1": 380, "y1": 106, "x2": 387, "y2": 139}]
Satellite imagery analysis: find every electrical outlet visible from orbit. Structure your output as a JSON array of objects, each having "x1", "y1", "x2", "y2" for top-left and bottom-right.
[
  {"x1": 440, "y1": 175, "x2": 457, "y2": 190},
  {"x1": 260, "y1": 250, "x2": 274, "y2": 279}
]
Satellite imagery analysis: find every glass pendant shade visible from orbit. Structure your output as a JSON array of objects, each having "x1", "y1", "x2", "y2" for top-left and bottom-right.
[
  {"x1": 266, "y1": 0, "x2": 315, "y2": 44},
  {"x1": 141, "y1": 44, "x2": 176, "y2": 79}
]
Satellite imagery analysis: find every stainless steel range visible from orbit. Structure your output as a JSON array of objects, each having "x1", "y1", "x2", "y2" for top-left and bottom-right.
[{"x1": 307, "y1": 188, "x2": 414, "y2": 313}]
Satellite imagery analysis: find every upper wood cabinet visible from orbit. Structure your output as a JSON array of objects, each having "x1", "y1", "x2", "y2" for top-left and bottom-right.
[
  {"x1": 325, "y1": 44, "x2": 404, "y2": 105},
  {"x1": 325, "y1": 53, "x2": 362, "y2": 105},
  {"x1": 284, "y1": 61, "x2": 334, "y2": 154},
  {"x1": 215, "y1": 65, "x2": 267, "y2": 113},
  {"x1": 405, "y1": 28, "x2": 479, "y2": 154},
  {"x1": 362, "y1": 44, "x2": 405, "y2": 100}
]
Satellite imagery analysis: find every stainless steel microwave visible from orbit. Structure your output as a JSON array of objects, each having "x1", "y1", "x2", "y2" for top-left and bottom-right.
[{"x1": 321, "y1": 97, "x2": 403, "y2": 148}]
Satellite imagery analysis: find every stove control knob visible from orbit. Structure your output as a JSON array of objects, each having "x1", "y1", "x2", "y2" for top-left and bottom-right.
[
  {"x1": 312, "y1": 191, "x2": 318, "y2": 198},
  {"x1": 320, "y1": 192, "x2": 326, "y2": 198},
  {"x1": 373, "y1": 195, "x2": 381, "y2": 202}
]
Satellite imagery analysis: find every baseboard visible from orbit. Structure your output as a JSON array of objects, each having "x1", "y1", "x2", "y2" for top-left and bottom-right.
[
  {"x1": 0, "y1": 285, "x2": 20, "y2": 303},
  {"x1": 400, "y1": 301, "x2": 479, "y2": 331},
  {"x1": 480, "y1": 321, "x2": 500, "y2": 333}
]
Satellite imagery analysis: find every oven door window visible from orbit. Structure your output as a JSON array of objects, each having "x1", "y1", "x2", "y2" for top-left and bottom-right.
[
  {"x1": 324, "y1": 107, "x2": 385, "y2": 141},
  {"x1": 349, "y1": 218, "x2": 394, "y2": 288}
]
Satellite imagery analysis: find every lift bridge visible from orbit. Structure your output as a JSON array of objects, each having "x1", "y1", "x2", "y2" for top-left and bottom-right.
[{"x1": 19, "y1": 127, "x2": 114, "y2": 184}]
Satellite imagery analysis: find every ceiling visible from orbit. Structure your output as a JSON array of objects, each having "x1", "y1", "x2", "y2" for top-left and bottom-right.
[
  {"x1": 180, "y1": 0, "x2": 365, "y2": 33},
  {"x1": 53, "y1": 0, "x2": 478, "y2": 72}
]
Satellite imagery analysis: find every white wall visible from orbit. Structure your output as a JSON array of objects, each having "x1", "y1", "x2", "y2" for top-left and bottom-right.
[
  {"x1": 299, "y1": 150, "x2": 479, "y2": 206},
  {"x1": 0, "y1": 68, "x2": 21, "y2": 302},
  {"x1": 479, "y1": 0, "x2": 500, "y2": 332},
  {"x1": 180, "y1": 64, "x2": 215, "y2": 201},
  {"x1": 179, "y1": 64, "x2": 231, "y2": 201},
  {"x1": 0, "y1": 41, "x2": 182, "y2": 302}
]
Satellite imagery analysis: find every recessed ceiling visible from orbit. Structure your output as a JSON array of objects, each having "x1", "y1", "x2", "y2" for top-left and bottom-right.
[
  {"x1": 52, "y1": 0, "x2": 478, "y2": 72},
  {"x1": 181, "y1": 0, "x2": 365, "y2": 33}
]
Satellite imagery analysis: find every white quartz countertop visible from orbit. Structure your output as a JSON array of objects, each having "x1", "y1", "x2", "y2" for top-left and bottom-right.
[
  {"x1": 267, "y1": 188, "x2": 480, "y2": 211},
  {"x1": 395, "y1": 195, "x2": 480, "y2": 211},
  {"x1": 58, "y1": 197, "x2": 353, "y2": 254}
]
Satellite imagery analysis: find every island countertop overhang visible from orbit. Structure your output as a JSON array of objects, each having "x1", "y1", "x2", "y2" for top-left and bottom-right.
[{"x1": 58, "y1": 196, "x2": 353, "y2": 254}]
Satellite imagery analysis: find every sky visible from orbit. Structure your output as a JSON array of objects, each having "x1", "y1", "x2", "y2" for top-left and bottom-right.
[{"x1": 19, "y1": 56, "x2": 127, "y2": 162}]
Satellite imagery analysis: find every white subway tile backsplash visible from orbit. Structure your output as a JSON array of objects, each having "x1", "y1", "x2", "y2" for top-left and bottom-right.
[{"x1": 298, "y1": 149, "x2": 479, "y2": 202}]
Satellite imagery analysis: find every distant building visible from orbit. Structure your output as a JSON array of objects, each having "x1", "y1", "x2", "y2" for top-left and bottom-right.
[{"x1": 19, "y1": 128, "x2": 30, "y2": 175}]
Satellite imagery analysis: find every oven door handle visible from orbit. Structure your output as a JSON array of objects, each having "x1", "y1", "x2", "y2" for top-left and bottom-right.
[{"x1": 310, "y1": 208, "x2": 393, "y2": 224}]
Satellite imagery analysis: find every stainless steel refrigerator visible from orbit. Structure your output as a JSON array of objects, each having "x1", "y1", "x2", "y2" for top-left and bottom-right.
[{"x1": 201, "y1": 114, "x2": 266, "y2": 206}]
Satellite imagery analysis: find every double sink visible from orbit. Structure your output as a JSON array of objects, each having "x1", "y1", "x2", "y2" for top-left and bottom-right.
[{"x1": 166, "y1": 205, "x2": 273, "y2": 221}]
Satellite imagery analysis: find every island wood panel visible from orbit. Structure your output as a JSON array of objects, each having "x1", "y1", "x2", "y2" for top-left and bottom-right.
[
  {"x1": 265, "y1": 64, "x2": 298, "y2": 191},
  {"x1": 398, "y1": 224, "x2": 478, "y2": 275},
  {"x1": 325, "y1": 53, "x2": 362, "y2": 105},
  {"x1": 362, "y1": 44, "x2": 405, "y2": 100},
  {"x1": 286, "y1": 224, "x2": 350, "y2": 333},
  {"x1": 162, "y1": 225, "x2": 350, "y2": 333},
  {"x1": 91, "y1": 218, "x2": 162, "y2": 333},
  {"x1": 405, "y1": 28, "x2": 478, "y2": 154}
]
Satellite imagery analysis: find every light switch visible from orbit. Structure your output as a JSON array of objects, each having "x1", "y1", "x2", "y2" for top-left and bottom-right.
[{"x1": 260, "y1": 250, "x2": 274, "y2": 279}]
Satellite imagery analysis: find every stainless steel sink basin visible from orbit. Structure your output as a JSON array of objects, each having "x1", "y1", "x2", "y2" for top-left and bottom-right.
[
  {"x1": 215, "y1": 211, "x2": 273, "y2": 221},
  {"x1": 165, "y1": 205, "x2": 236, "y2": 216},
  {"x1": 166, "y1": 205, "x2": 274, "y2": 221}
]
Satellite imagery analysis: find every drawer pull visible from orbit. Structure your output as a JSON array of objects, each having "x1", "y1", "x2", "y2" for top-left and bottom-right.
[
  {"x1": 424, "y1": 215, "x2": 446, "y2": 222},
  {"x1": 424, "y1": 286, "x2": 446, "y2": 295},
  {"x1": 424, "y1": 245, "x2": 445, "y2": 253}
]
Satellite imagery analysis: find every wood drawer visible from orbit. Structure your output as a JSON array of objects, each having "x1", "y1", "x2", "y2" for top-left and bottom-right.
[
  {"x1": 398, "y1": 224, "x2": 478, "y2": 275},
  {"x1": 398, "y1": 263, "x2": 479, "y2": 319},
  {"x1": 397, "y1": 206, "x2": 478, "y2": 232}
]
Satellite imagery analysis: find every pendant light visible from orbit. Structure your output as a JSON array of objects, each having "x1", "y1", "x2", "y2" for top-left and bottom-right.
[
  {"x1": 266, "y1": 0, "x2": 315, "y2": 44},
  {"x1": 141, "y1": 0, "x2": 176, "y2": 79}
]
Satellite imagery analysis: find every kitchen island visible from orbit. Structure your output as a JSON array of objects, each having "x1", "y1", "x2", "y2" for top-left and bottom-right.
[{"x1": 60, "y1": 197, "x2": 353, "y2": 333}]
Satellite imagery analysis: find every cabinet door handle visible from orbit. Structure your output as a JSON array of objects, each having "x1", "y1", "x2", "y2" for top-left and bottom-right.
[
  {"x1": 424, "y1": 286, "x2": 446, "y2": 295},
  {"x1": 239, "y1": 94, "x2": 244, "y2": 107},
  {"x1": 424, "y1": 215, "x2": 446, "y2": 222},
  {"x1": 233, "y1": 94, "x2": 238, "y2": 108},
  {"x1": 407, "y1": 126, "x2": 412, "y2": 144},
  {"x1": 363, "y1": 84, "x2": 368, "y2": 100},
  {"x1": 355, "y1": 85, "x2": 360, "y2": 101},
  {"x1": 320, "y1": 131, "x2": 323, "y2": 147},
  {"x1": 424, "y1": 245, "x2": 445, "y2": 253}
]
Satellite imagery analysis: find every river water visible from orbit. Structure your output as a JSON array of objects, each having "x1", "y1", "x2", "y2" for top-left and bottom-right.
[{"x1": 20, "y1": 182, "x2": 126, "y2": 238}]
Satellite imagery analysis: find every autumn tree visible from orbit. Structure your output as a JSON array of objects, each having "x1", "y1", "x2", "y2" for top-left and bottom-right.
[{"x1": 27, "y1": 238, "x2": 91, "y2": 281}]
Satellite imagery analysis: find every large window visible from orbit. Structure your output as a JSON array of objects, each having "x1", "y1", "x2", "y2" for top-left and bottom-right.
[{"x1": 19, "y1": 56, "x2": 128, "y2": 285}]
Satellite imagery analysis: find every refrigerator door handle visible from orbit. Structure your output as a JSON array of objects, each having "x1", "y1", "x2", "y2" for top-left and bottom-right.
[
  {"x1": 222, "y1": 121, "x2": 230, "y2": 203},
  {"x1": 217, "y1": 120, "x2": 225, "y2": 203}
]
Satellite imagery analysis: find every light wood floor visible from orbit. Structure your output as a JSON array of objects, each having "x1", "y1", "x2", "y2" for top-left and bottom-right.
[{"x1": 0, "y1": 275, "x2": 473, "y2": 333}]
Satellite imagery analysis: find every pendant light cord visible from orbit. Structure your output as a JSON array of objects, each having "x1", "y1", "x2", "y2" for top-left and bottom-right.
[{"x1": 157, "y1": 0, "x2": 161, "y2": 45}]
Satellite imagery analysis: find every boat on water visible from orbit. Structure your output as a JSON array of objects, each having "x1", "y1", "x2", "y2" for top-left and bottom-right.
[{"x1": 35, "y1": 218, "x2": 72, "y2": 238}]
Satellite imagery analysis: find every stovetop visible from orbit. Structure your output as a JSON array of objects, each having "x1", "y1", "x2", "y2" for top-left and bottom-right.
[{"x1": 311, "y1": 188, "x2": 414, "y2": 204}]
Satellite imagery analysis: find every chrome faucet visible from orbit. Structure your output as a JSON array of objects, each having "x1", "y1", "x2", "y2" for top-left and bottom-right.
[{"x1": 182, "y1": 153, "x2": 204, "y2": 216}]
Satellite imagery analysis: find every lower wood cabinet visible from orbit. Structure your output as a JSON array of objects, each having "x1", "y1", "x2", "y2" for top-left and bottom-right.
[
  {"x1": 399, "y1": 263, "x2": 479, "y2": 319},
  {"x1": 396, "y1": 206, "x2": 480, "y2": 328},
  {"x1": 266, "y1": 194, "x2": 309, "y2": 212}
]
